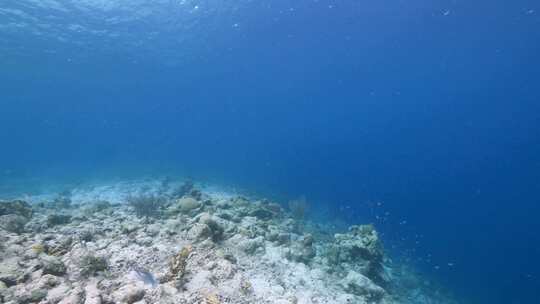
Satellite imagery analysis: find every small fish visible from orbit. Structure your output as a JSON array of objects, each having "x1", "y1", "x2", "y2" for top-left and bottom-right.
[{"x1": 131, "y1": 266, "x2": 158, "y2": 287}]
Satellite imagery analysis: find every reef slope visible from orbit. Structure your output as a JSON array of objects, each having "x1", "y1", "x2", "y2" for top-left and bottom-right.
[{"x1": 0, "y1": 180, "x2": 455, "y2": 304}]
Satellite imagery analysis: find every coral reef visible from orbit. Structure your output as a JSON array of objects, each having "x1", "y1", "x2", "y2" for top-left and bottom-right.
[{"x1": 0, "y1": 180, "x2": 457, "y2": 304}]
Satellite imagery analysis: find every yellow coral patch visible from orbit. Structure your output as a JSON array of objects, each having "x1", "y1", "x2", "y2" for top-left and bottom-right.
[
  {"x1": 31, "y1": 243, "x2": 45, "y2": 254},
  {"x1": 204, "y1": 293, "x2": 220, "y2": 304}
]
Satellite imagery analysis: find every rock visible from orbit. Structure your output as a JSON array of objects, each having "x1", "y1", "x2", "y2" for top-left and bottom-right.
[
  {"x1": 121, "y1": 223, "x2": 140, "y2": 234},
  {"x1": 0, "y1": 280, "x2": 7, "y2": 301},
  {"x1": 28, "y1": 289, "x2": 48, "y2": 303},
  {"x1": 46, "y1": 283, "x2": 71, "y2": 303},
  {"x1": 231, "y1": 197, "x2": 250, "y2": 208},
  {"x1": 334, "y1": 224, "x2": 385, "y2": 283},
  {"x1": 16, "y1": 288, "x2": 48, "y2": 303},
  {"x1": 0, "y1": 200, "x2": 33, "y2": 218},
  {"x1": 278, "y1": 233, "x2": 291, "y2": 244},
  {"x1": 335, "y1": 225, "x2": 383, "y2": 262},
  {"x1": 78, "y1": 229, "x2": 94, "y2": 242},
  {"x1": 135, "y1": 236, "x2": 153, "y2": 247},
  {"x1": 240, "y1": 279, "x2": 253, "y2": 295},
  {"x1": 37, "y1": 274, "x2": 60, "y2": 289},
  {"x1": 216, "y1": 249, "x2": 237, "y2": 264},
  {"x1": 238, "y1": 216, "x2": 265, "y2": 238},
  {"x1": 248, "y1": 207, "x2": 275, "y2": 221},
  {"x1": 287, "y1": 234, "x2": 316, "y2": 264},
  {"x1": 187, "y1": 223, "x2": 212, "y2": 241},
  {"x1": 122, "y1": 223, "x2": 141, "y2": 234},
  {"x1": 0, "y1": 214, "x2": 28, "y2": 234},
  {"x1": 57, "y1": 287, "x2": 84, "y2": 304},
  {"x1": 145, "y1": 225, "x2": 160, "y2": 237},
  {"x1": 238, "y1": 236, "x2": 265, "y2": 255},
  {"x1": 79, "y1": 254, "x2": 108, "y2": 277},
  {"x1": 41, "y1": 255, "x2": 67, "y2": 276},
  {"x1": 112, "y1": 284, "x2": 145, "y2": 304},
  {"x1": 198, "y1": 213, "x2": 224, "y2": 241},
  {"x1": 186, "y1": 213, "x2": 225, "y2": 242},
  {"x1": 84, "y1": 281, "x2": 102, "y2": 304},
  {"x1": 0, "y1": 257, "x2": 26, "y2": 286},
  {"x1": 340, "y1": 270, "x2": 385, "y2": 301}
]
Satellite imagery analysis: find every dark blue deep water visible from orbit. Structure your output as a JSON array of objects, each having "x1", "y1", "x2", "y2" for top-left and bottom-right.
[{"x1": 1, "y1": 0, "x2": 539, "y2": 303}]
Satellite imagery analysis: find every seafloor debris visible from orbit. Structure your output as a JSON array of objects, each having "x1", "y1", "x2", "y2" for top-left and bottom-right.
[{"x1": 0, "y1": 180, "x2": 458, "y2": 304}]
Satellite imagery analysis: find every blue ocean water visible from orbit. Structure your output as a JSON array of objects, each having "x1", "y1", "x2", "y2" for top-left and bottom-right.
[{"x1": 1, "y1": 0, "x2": 539, "y2": 303}]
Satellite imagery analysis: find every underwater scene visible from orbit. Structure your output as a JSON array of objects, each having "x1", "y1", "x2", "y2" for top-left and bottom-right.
[{"x1": 1, "y1": 0, "x2": 539, "y2": 303}]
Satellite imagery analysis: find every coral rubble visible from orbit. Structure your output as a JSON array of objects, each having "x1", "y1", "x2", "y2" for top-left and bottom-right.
[{"x1": 0, "y1": 180, "x2": 457, "y2": 304}]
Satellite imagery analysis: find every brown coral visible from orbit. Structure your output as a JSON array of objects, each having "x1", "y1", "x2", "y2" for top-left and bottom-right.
[
  {"x1": 204, "y1": 293, "x2": 220, "y2": 304},
  {"x1": 166, "y1": 245, "x2": 192, "y2": 283}
]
